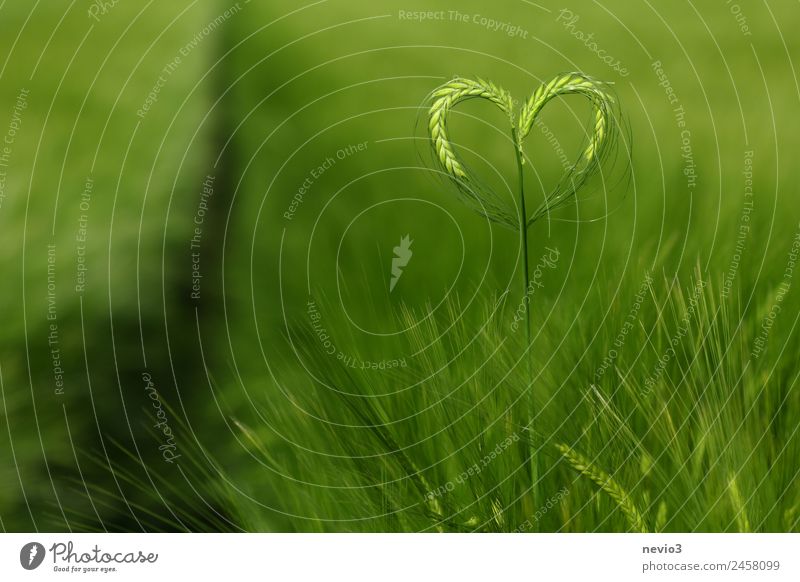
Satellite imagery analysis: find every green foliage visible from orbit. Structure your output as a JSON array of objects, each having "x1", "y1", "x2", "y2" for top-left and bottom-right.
[
  {"x1": 2, "y1": 0, "x2": 799, "y2": 533},
  {"x1": 212, "y1": 273, "x2": 800, "y2": 532}
]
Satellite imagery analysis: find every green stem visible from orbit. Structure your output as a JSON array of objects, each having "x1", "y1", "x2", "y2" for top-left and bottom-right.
[{"x1": 512, "y1": 128, "x2": 540, "y2": 530}]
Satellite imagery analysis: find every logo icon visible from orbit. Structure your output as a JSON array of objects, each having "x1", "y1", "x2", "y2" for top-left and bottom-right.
[
  {"x1": 20, "y1": 542, "x2": 46, "y2": 570},
  {"x1": 389, "y1": 235, "x2": 413, "y2": 292}
]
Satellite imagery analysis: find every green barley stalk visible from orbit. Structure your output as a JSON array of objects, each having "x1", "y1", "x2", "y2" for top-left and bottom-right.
[
  {"x1": 428, "y1": 73, "x2": 619, "y2": 529},
  {"x1": 727, "y1": 473, "x2": 751, "y2": 532},
  {"x1": 556, "y1": 443, "x2": 648, "y2": 533},
  {"x1": 655, "y1": 500, "x2": 669, "y2": 533}
]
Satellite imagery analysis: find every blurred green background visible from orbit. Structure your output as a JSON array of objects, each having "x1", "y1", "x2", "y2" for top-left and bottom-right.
[{"x1": 1, "y1": 0, "x2": 798, "y2": 532}]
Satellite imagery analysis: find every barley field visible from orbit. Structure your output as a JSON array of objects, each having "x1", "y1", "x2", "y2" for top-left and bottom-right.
[{"x1": 0, "y1": 0, "x2": 799, "y2": 533}]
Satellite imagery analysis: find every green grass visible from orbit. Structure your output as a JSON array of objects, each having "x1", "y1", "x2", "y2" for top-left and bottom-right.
[
  {"x1": 2, "y1": 0, "x2": 800, "y2": 533},
  {"x1": 197, "y1": 263, "x2": 800, "y2": 532},
  {"x1": 0, "y1": 0, "x2": 216, "y2": 531},
  {"x1": 191, "y1": 0, "x2": 800, "y2": 532}
]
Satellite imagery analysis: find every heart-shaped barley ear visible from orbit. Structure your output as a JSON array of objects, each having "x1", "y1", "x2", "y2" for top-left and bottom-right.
[
  {"x1": 428, "y1": 77, "x2": 519, "y2": 227},
  {"x1": 427, "y1": 72, "x2": 620, "y2": 229},
  {"x1": 426, "y1": 72, "x2": 623, "y2": 530},
  {"x1": 517, "y1": 72, "x2": 619, "y2": 226}
]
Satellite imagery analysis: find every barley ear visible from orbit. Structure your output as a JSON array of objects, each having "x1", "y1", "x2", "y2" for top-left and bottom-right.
[
  {"x1": 427, "y1": 77, "x2": 517, "y2": 228},
  {"x1": 727, "y1": 473, "x2": 752, "y2": 532},
  {"x1": 518, "y1": 72, "x2": 619, "y2": 226},
  {"x1": 556, "y1": 443, "x2": 648, "y2": 533}
]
